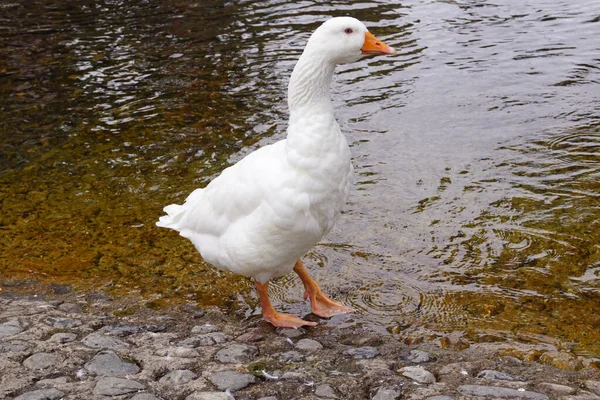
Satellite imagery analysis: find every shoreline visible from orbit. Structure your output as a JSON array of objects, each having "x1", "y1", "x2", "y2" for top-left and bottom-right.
[{"x1": 1, "y1": 289, "x2": 599, "y2": 400}]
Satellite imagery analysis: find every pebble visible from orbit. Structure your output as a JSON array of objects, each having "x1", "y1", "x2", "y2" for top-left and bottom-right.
[
  {"x1": 191, "y1": 324, "x2": 218, "y2": 334},
  {"x1": 426, "y1": 396, "x2": 454, "y2": 400},
  {"x1": 84, "y1": 350, "x2": 140, "y2": 376},
  {"x1": 258, "y1": 397, "x2": 278, "y2": 400},
  {"x1": 13, "y1": 388, "x2": 65, "y2": 400},
  {"x1": 209, "y1": 371, "x2": 256, "y2": 391},
  {"x1": 179, "y1": 332, "x2": 231, "y2": 347},
  {"x1": 215, "y1": 343, "x2": 258, "y2": 363},
  {"x1": 457, "y1": 385, "x2": 549, "y2": 399},
  {"x1": 537, "y1": 382, "x2": 577, "y2": 395},
  {"x1": 407, "y1": 349, "x2": 435, "y2": 363},
  {"x1": 296, "y1": 338, "x2": 323, "y2": 351},
  {"x1": 93, "y1": 377, "x2": 145, "y2": 396},
  {"x1": 372, "y1": 387, "x2": 402, "y2": 400},
  {"x1": 315, "y1": 383, "x2": 338, "y2": 398},
  {"x1": 155, "y1": 346, "x2": 200, "y2": 358},
  {"x1": 343, "y1": 346, "x2": 379, "y2": 359},
  {"x1": 82, "y1": 332, "x2": 130, "y2": 350},
  {"x1": 23, "y1": 352, "x2": 64, "y2": 372},
  {"x1": 185, "y1": 392, "x2": 230, "y2": 400},
  {"x1": 279, "y1": 350, "x2": 305, "y2": 363},
  {"x1": 0, "y1": 320, "x2": 23, "y2": 339},
  {"x1": 131, "y1": 393, "x2": 163, "y2": 400},
  {"x1": 58, "y1": 302, "x2": 82, "y2": 313},
  {"x1": 585, "y1": 380, "x2": 600, "y2": 395},
  {"x1": 35, "y1": 377, "x2": 69, "y2": 387},
  {"x1": 44, "y1": 316, "x2": 82, "y2": 329},
  {"x1": 477, "y1": 369, "x2": 516, "y2": 381},
  {"x1": 278, "y1": 328, "x2": 306, "y2": 338},
  {"x1": 49, "y1": 332, "x2": 77, "y2": 343},
  {"x1": 399, "y1": 366, "x2": 436, "y2": 384},
  {"x1": 159, "y1": 369, "x2": 197, "y2": 385}
]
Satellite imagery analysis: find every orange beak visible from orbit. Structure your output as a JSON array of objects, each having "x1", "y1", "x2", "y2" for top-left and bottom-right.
[{"x1": 361, "y1": 31, "x2": 396, "y2": 55}]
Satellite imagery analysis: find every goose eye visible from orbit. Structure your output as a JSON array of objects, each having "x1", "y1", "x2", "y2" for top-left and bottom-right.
[{"x1": 344, "y1": 28, "x2": 353, "y2": 34}]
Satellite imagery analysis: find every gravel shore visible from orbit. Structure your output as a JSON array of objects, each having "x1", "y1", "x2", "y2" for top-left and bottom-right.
[{"x1": 1, "y1": 290, "x2": 599, "y2": 400}]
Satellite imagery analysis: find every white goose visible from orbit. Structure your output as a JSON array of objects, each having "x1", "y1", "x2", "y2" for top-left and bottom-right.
[{"x1": 157, "y1": 17, "x2": 395, "y2": 328}]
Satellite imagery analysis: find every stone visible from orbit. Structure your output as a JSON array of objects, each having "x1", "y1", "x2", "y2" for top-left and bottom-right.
[
  {"x1": 185, "y1": 393, "x2": 230, "y2": 400},
  {"x1": 159, "y1": 369, "x2": 197, "y2": 385},
  {"x1": 155, "y1": 346, "x2": 200, "y2": 358},
  {"x1": 585, "y1": 380, "x2": 600, "y2": 396},
  {"x1": 315, "y1": 383, "x2": 338, "y2": 398},
  {"x1": 408, "y1": 349, "x2": 435, "y2": 363},
  {"x1": 278, "y1": 328, "x2": 306, "y2": 338},
  {"x1": 82, "y1": 332, "x2": 130, "y2": 350},
  {"x1": 84, "y1": 350, "x2": 140, "y2": 376},
  {"x1": 477, "y1": 369, "x2": 516, "y2": 381},
  {"x1": 44, "y1": 316, "x2": 82, "y2": 329},
  {"x1": 58, "y1": 302, "x2": 82, "y2": 313},
  {"x1": 179, "y1": 332, "x2": 230, "y2": 347},
  {"x1": 191, "y1": 324, "x2": 218, "y2": 334},
  {"x1": 36, "y1": 376, "x2": 69, "y2": 387},
  {"x1": 344, "y1": 346, "x2": 379, "y2": 359},
  {"x1": 209, "y1": 371, "x2": 256, "y2": 391},
  {"x1": 180, "y1": 304, "x2": 206, "y2": 318},
  {"x1": 13, "y1": 388, "x2": 65, "y2": 400},
  {"x1": 49, "y1": 332, "x2": 77, "y2": 343},
  {"x1": 23, "y1": 352, "x2": 64, "y2": 371},
  {"x1": 258, "y1": 397, "x2": 278, "y2": 400},
  {"x1": 0, "y1": 340, "x2": 32, "y2": 352},
  {"x1": 296, "y1": 338, "x2": 323, "y2": 351},
  {"x1": 236, "y1": 331, "x2": 264, "y2": 343},
  {"x1": 0, "y1": 320, "x2": 23, "y2": 339},
  {"x1": 399, "y1": 366, "x2": 436, "y2": 384},
  {"x1": 105, "y1": 325, "x2": 146, "y2": 336},
  {"x1": 426, "y1": 397, "x2": 454, "y2": 400},
  {"x1": 539, "y1": 351, "x2": 583, "y2": 370},
  {"x1": 457, "y1": 385, "x2": 549, "y2": 399},
  {"x1": 93, "y1": 377, "x2": 145, "y2": 396},
  {"x1": 537, "y1": 382, "x2": 577, "y2": 395},
  {"x1": 281, "y1": 371, "x2": 306, "y2": 380},
  {"x1": 372, "y1": 387, "x2": 402, "y2": 400},
  {"x1": 131, "y1": 394, "x2": 162, "y2": 400},
  {"x1": 215, "y1": 343, "x2": 258, "y2": 363},
  {"x1": 279, "y1": 350, "x2": 305, "y2": 363}
]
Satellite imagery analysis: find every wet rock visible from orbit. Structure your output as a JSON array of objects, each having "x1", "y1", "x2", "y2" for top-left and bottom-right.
[
  {"x1": 315, "y1": 383, "x2": 338, "y2": 398},
  {"x1": 399, "y1": 366, "x2": 436, "y2": 384},
  {"x1": 159, "y1": 369, "x2": 197, "y2": 385},
  {"x1": 537, "y1": 382, "x2": 577, "y2": 395},
  {"x1": 439, "y1": 335, "x2": 470, "y2": 350},
  {"x1": 185, "y1": 392, "x2": 230, "y2": 400},
  {"x1": 0, "y1": 340, "x2": 32, "y2": 352},
  {"x1": 281, "y1": 371, "x2": 306, "y2": 381},
  {"x1": 131, "y1": 394, "x2": 163, "y2": 400},
  {"x1": 407, "y1": 349, "x2": 435, "y2": 363},
  {"x1": 155, "y1": 346, "x2": 200, "y2": 358},
  {"x1": 539, "y1": 351, "x2": 583, "y2": 370},
  {"x1": 191, "y1": 324, "x2": 218, "y2": 334},
  {"x1": 23, "y1": 352, "x2": 64, "y2": 372},
  {"x1": 371, "y1": 387, "x2": 402, "y2": 400},
  {"x1": 104, "y1": 325, "x2": 146, "y2": 336},
  {"x1": 209, "y1": 371, "x2": 256, "y2": 391},
  {"x1": 258, "y1": 397, "x2": 278, "y2": 400},
  {"x1": 279, "y1": 350, "x2": 305, "y2": 363},
  {"x1": 344, "y1": 346, "x2": 379, "y2": 359},
  {"x1": 584, "y1": 380, "x2": 600, "y2": 395},
  {"x1": 278, "y1": 328, "x2": 306, "y2": 338},
  {"x1": 215, "y1": 343, "x2": 258, "y2": 363},
  {"x1": 49, "y1": 332, "x2": 77, "y2": 343},
  {"x1": 82, "y1": 332, "x2": 130, "y2": 350},
  {"x1": 296, "y1": 338, "x2": 323, "y2": 351},
  {"x1": 426, "y1": 396, "x2": 454, "y2": 400},
  {"x1": 0, "y1": 320, "x2": 23, "y2": 339},
  {"x1": 457, "y1": 385, "x2": 549, "y2": 399},
  {"x1": 237, "y1": 330, "x2": 265, "y2": 343},
  {"x1": 84, "y1": 350, "x2": 140, "y2": 376},
  {"x1": 13, "y1": 388, "x2": 64, "y2": 400},
  {"x1": 477, "y1": 369, "x2": 516, "y2": 381},
  {"x1": 179, "y1": 332, "x2": 230, "y2": 347},
  {"x1": 93, "y1": 376, "x2": 145, "y2": 396},
  {"x1": 58, "y1": 302, "x2": 82, "y2": 313},
  {"x1": 44, "y1": 316, "x2": 82, "y2": 329}
]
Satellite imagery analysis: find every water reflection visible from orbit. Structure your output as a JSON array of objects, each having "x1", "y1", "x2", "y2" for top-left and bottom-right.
[{"x1": 1, "y1": 0, "x2": 600, "y2": 355}]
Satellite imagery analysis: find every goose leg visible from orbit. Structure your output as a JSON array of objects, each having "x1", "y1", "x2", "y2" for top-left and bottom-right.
[
  {"x1": 293, "y1": 259, "x2": 354, "y2": 318},
  {"x1": 254, "y1": 279, "x2": 317, "y2": 328}
]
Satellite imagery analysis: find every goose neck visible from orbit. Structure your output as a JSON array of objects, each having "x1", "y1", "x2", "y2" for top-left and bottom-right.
[{"x1": 287, "y1": 51, "x2": 336, "y2": 114}]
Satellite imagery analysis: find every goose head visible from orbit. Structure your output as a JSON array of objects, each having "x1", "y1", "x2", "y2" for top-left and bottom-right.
[{"x1": 305, "y1": 17, "x2": 396, "y2": 65}]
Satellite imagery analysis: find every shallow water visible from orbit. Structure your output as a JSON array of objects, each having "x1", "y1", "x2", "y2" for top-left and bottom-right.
[{"x1": 1, "y1": 0, "x2": 599, "y2": 355}]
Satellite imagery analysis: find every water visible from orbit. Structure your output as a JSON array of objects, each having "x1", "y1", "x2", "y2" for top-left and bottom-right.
[{"x1": 1, "y1": 0, "x2": 599, "y2": 355}]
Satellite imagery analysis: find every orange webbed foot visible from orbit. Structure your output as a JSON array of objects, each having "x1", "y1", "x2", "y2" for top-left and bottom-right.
[
  {"x1": 304, "y1": 289, "x2": 354, "y2": 318},
  {"x1": 263, "y1": 311, "x2": 317, "y2": 329}
]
